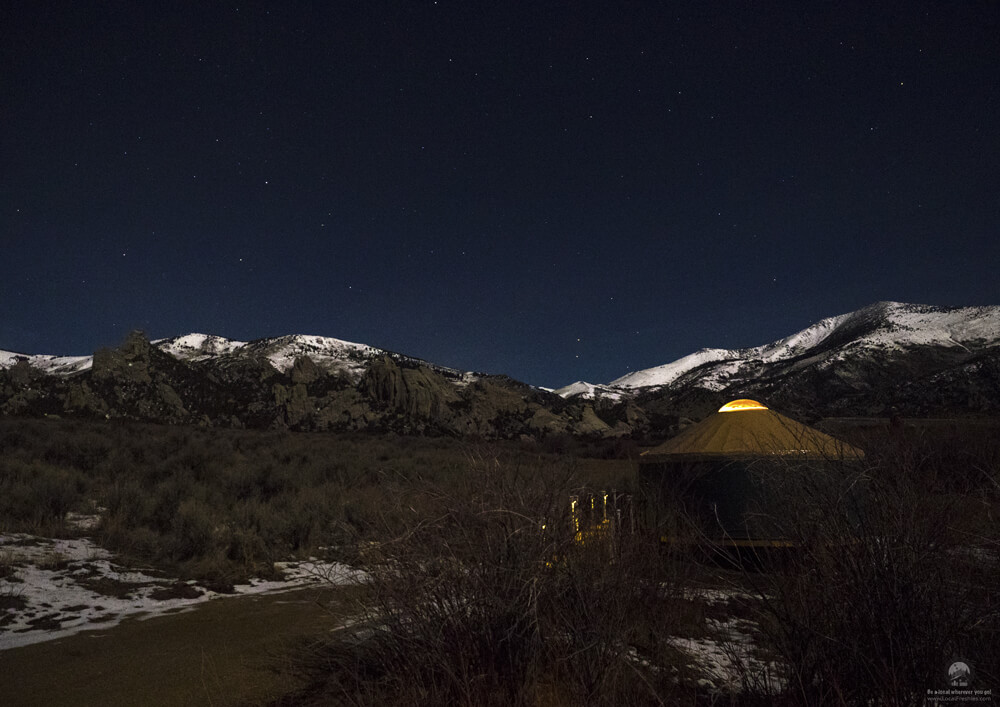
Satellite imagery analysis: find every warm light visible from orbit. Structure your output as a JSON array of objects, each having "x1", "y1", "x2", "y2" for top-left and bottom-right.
[{"x1": 718, "y1": 399, "x2": 768, "y2": 413}]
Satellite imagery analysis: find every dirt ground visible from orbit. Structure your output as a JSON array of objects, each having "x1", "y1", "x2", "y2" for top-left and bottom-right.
[{"x1": 0, "y1": 585, "x2": 359, "y2": 707}]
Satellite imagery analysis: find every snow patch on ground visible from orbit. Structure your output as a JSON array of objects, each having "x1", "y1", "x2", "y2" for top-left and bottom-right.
[
  {"x1": 666, "y1": 584, "x2": 782, "y2": 693},
  {"x1": 0, "y1": 533, "x2": 364, "y2": 651},
  {"x1": 65, "y1": 510, "x2": 103, "y2": 532},
  {"x1": 670, "y1": 616, "x2": 781, "y2": 692}
]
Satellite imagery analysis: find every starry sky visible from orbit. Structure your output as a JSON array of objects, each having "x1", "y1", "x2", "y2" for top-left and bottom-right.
[{"x1": 3, "y1": 1, "x2": 998, "y2": 387}]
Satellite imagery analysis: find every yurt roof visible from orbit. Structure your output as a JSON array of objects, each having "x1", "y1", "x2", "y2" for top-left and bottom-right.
[{"x1": 640, "y1": 399, "x2": 864, "y2": 461}]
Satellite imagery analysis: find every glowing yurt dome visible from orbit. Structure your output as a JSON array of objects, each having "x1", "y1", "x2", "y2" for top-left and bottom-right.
[
  {"x1": 717, "y1": 399, "x2": 768, "y2": 413},
  {"x1": 639, "y1": 399, "x2": 865, "y2": 544}
]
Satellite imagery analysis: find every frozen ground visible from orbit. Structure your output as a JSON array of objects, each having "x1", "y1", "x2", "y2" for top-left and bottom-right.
[
  {"x1": 0, "y1": 531, "x2": 364, "y2": 651},
  {"x1": 669, "y1": 615, "x2": 782, "y2": 692},
  {"x1": 668, "y1": 586, "x2": 783, "y2": 692}
]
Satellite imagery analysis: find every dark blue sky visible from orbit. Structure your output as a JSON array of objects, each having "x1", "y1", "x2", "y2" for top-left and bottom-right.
[{"x1": 3, "y1": 1, "x2": 998, "y2": 387}]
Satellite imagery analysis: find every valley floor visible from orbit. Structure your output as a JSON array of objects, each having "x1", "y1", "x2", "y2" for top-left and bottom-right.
[{"x1": 0, "y1": 526, "x2": 364, "y2": 706}]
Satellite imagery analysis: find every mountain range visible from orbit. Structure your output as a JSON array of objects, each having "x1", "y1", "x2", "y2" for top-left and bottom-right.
[
  {"x1": 0, "y1": 330, "x2": 628, "y2": 438},
  {"x1": 557, "y1": 301, "x2": 1000, "y2": 421},
  {"x1": 1, "y1": 302, "x2": 998, "y2": 437}
]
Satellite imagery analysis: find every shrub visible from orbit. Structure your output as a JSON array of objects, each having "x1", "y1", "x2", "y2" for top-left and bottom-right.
[
  {"x1": 283, "y1": 461, "x2": 687, "y2": 706},
  {"x1": 720, "y1": 444, "x2": 1000, "y2": 705},
  {"x1": 102, "y1": 478, "x2": 149, "y2": 527},
  {"x1": 0, "y1": 460, "x2": 83, "y2": 531},
  {"x1": 171, "y1": 498, "x2": 217, "y2": 561}
]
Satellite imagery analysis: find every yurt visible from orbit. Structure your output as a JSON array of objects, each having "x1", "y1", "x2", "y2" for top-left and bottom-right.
[{"x1": 639, "y1": 399, "x2": 865, "y2": 546}]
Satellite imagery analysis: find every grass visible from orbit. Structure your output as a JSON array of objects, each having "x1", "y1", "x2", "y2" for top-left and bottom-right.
[
  {"x1": 0, "y1": 417, "x2": 638, "y2": 586},
  {"x1": 0, "y1": 550, "x2": 17, "y2": 580}
]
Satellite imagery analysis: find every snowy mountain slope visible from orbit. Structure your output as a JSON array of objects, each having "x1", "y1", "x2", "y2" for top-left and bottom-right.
[
  {"x1": 0, "y1": 350, "x2": 93, "y2": 375},
  {"x1": 153, "y1": 333, "x2": 386, "y2": 380},
  {"x1": 154, "y1": 333, "x2": 248, "y2": 360},
  {"x1": 553, "y1": 381, "x2": 626, "y2": 400},
  {"x1": 605, "y1": 348, "x2": 737, "y2": 390},
  {"x1": 2, "y1": 333, "x2": 480, "y2": 384},
  {"x1": 559, "y1": 302, "x2": 1000, "y2": 401},
  {"x1": 247, "y1": 335, "x2": 418, "y2": 380},
  {"x1": 211, "y1": 333, "x2": 479, "y2": 383}
]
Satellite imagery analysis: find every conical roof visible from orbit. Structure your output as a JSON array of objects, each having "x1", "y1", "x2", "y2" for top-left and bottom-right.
[{"x1": 641, "y1": 399, "x2": 864, "y2": 460}]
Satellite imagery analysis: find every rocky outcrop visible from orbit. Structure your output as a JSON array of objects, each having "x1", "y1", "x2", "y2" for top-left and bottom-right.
[
  {"x1": 572, "y1": 405, "x2": 612, "y2": 436},
  {"x1": 290, "y1": 356, "x2": 322, "y2": 385},
  {"x1": 528, "y1": 407, "x2": 569, "y2": 435},
  {"x1": 360, "y1": 357, "x2": 460, "y2": 419},
  {"x1": 7, "y1": 359, "x2": 36, "y2": 388},
  {"x1": 92, "y1": 331, "x2": 154, "y2": 384},
  {"x1": 62, "y1": 381, "x2": 108, "y2": 416},
  {"x1": 0, "y1": 360, "x2": 42, "y2": 415},
  {"x1": 68, "y1": 332, "x2": 188, "y2": 421}
]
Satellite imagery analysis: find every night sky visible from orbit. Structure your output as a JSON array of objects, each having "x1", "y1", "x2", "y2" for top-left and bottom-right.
[{"x1": 3, "y1": 2, "x2": 998, "y2": 387}]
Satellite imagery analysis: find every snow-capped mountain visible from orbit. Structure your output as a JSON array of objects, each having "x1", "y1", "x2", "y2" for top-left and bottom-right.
[
  {"x1": 553, "y1": 381, "x2": 626, "y2": 401},
  {"x1": 159, "y1": 332, "x2": 480, "y2": 385},
  {"x1": 154, "y1": 333, "x2": 392, "y2": 380},
  {"x1": 0, "y1": 351, "x2": 93, "y2": 376},
  {"x1": 2, "y1": 332, "x2": 477, "y2": 384},
  {"x1": 610, "y1": 302, "x2": 999, "y2": 391},
  {"x1": 557, "y1": 302, "x2": 1000, "y2": 417}
]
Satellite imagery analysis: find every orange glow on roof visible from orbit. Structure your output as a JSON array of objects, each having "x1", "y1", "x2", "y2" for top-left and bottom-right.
[{"x1": 718, "y1": 399, "x2": 768, "y2": 413}]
